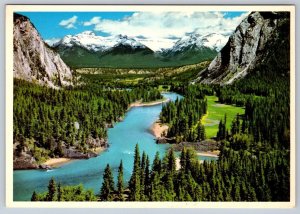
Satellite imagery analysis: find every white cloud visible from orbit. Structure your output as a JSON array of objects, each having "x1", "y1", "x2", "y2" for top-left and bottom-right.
[
  {"x1": 83, "y1": 12, "x2": 248, "y2": 41},
  {"x1": 59, "y1": 16, "x2": 78, "y2": 29},
  {"x1": 45, "y1": 38, "x2": 61, "y2": 46},
  {"x1": 138, "y1": 38, "x2": 175, "y2": 51},
  {"x1": 83, "y1": 17, "x2": 101, "y2": 26}
]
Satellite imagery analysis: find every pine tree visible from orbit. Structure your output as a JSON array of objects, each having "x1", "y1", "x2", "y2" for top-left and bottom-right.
[
  {"x1": 140, "y1": 151, "x2": 146, "y2": 200},
  {"x1": 180, "y1": 148, "x2": 187, "y2": 171},
  {"x1": 198, "y1": 124, "x2": 206, "y2": 141},
  {"x1": 197, "y1": 124, "x2": 203, "y2": 141},
  {"x1": 186, "y1": 150, "x2": 193, "y2": 173},
  {"x1": 233, "y1": 181, "x2": 241, "y2": 201},
  {"x1": 54, "y1": 141, "x2": 64, "y2": 157},
  {"x1": 166, "y1": 148, "x2": 176, "y2": 174},
  {"x1": 133, "y1": 144, "x2": 140, "y2": 172},
  {"x1": 144, "y1": 155, "x2": 150, "y2": 198},
  {"x1": 152, "y1": 152, "x2": 161, "y2": 175},
  {"x1": 165, "y1": 174, "x2": 175, "y2": 201},
  {"x1": 31, "y1": 191, "x2": 38, "y2": 201},
  {"x1": 217, "y1": 114, "x2": 227, "y2": 140},
  {"x1": 46, "y1": 177, "x2": 56, "y2": 201},
  {"x1": 57, "y1": 182, "x2": 62, "y2": 201},
  {"x1": 184, "y1": 191, "x2": 193, "y2": 201},
  {"x1": 224, "y1": 114, "x2": 228, "y2": 139},
  {"x1": 129, "y1": 144, "x2": 141, "y2": 201},
  {"x1": 217, "y1": 120, "x2": 224, "y2": 140},
  {"x1": 117, "y1": 160, "x2": 124, "y2": 201},
  {"x1": 149, "y1": 172, "x2": 161, "y2": 201},
  {"x1": 231, "y1": 114, "x2": 240, "y2": 135},
  {"x1": 100, "y1": 164, "x2": 115, "y2": 201}
]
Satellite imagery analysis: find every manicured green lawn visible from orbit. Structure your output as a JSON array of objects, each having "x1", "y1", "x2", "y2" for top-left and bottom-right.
[{"x1": 202, "y1": 96, "x2": 244, "y2": 138}]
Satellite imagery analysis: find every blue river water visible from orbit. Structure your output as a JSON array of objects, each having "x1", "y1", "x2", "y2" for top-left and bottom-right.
[
  {"x1": 13, "y1": 92, "x2": 219, "y2": 201},
  {"x1": 13, "y1": 92, "x2": 184, "y2": 201}
]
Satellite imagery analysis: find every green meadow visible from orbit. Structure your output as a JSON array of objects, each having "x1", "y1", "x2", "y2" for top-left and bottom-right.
[{"x1": 202, "y1": 96, "x2": 244, "y2": 138}]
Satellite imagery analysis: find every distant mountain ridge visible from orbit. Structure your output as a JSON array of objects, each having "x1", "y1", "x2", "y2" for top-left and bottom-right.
[
  {"x1": 162, "y1": 33, "x2": 228, "y2": 53},
  {"x1": 51, "y1": 31, "x2": 227, "y2": 68},
  {"x1": 54, "y1": 31, "x2": 150, "y2": 53},
  {"x1": 13, "y1": 13, "x2": 73, "y2": 88},
  {"x1": 193, "y1": 12, "x2": 290, "y2": 84},
  {"x1": 159, "y1": 33, "x2": 228, "y2": 67},
  {"x1": 51, "y1": 31, "x2": 228, "y2": 53}
]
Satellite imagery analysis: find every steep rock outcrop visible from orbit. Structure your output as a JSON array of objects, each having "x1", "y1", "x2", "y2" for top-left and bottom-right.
[
  {"x1": 13, "y1": 13, "x2": 73, "y2": 88},
  {"x1": 194, "y1": 12, "x2": 290, "y2": 84}
]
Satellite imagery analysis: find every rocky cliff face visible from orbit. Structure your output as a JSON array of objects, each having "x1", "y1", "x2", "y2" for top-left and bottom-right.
[
  {"x1": 13, "y1": 13, "x2": 73, "y2": 88},
  {"x1": 194, "y1": 12, "x2": 290, "y2": 84}
]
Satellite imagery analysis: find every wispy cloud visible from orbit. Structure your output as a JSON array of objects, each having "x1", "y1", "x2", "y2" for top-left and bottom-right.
[
  {"x1": 83, "y1": 12, "x2": 248, "y2": 40},
  {"x1": 83, "y1": 17, "x2": 101, "y2": 26},
  {"x1": 59, "y1": 16, "x2": 78, "y2": 29}
]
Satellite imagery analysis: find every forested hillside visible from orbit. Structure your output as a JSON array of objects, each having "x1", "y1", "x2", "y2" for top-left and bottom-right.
[{"x1": 14, "y1": 79, "x2": 162, "y2": 166}]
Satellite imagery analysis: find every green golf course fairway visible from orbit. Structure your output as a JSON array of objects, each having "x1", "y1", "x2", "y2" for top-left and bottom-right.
[{"x1": 202, "y1": 96, "x2": 245, "y2": 138}]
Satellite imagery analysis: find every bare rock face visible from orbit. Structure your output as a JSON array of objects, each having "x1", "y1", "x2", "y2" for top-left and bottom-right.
[
  {"x1": 194, "y1": 12, "x2": 290, "y2": 85},
  {"x1": 13, "y1": 13, "x2": 73, "y2": 88},
  {"x1": 13, "y1": 142, "x2": 39, "y2": 169}
]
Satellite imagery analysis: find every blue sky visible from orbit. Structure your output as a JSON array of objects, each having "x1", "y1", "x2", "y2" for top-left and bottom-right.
[
  {"x1": 17, "y1": 11, "x2": 248, "y2": 47},
  {"x1": 223, "y1": 11, "x2": 245, "y2": 18},
  {"x1": 18, "y1": 12, "x2": 135, "y2": 39}
]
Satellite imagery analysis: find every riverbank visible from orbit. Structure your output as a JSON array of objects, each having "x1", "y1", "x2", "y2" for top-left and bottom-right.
[
  {"x1": 175, "y1": 151, "x2": 219, "y2": 170},
  {"x1": 129, "y1": 97, "x2": 170, "y2": 108},
  {"x1": 172, "y1": 140, "x2": 219, "y2": 152},
  {"x1": 150, "y1": 121, "x2": 169, "y2": 138},
  {"x1": 197, "y1": 151, "x2": 220, "y2": 158},
  {"x1": 175, "y1": 157, "x2": 204, "y2": 170},
  {"x1": 93, "y1": 146, "x2": 106, "y2": 154},
  {"x1": 42, "y1": 146, "x2": 106, "y2": 168},
  {"x1": 43, "y1": 158, "x2": 72, "y2": 168}
]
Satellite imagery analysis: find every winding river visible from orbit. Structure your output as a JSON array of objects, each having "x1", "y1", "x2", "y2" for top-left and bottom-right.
[{"x1": 13, "y1": 92, "x2": 184, "y2": 201}]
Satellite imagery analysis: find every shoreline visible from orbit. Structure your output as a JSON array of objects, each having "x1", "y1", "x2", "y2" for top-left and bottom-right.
[
  {"x1": 150, "y1": 121, "x2": 169, "y2": 138},
  {"x1": 175, "y1": 157, "x2": 206, "y2": 170},
  {"x1": 42, "y1": 146, "x2": 106, "y2": 168},
  {"x1": 129, "y1": 97, "x2": 170, "y2": 109},
  {"x1": 16, "y1": 98, "x2": 169, "y2": 171},
  {"x1": 43, "y1": 158, "x2": 73, "y2": 168},
  {"x1": 175, "y1": 151, "x2": 219, "y2": 170},
  {"x1": 197, "y1": 151, "x2": 220, "y2": 158}
]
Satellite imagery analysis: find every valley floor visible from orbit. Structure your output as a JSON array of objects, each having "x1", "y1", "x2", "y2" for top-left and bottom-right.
[{"x1": 201, "y1": 96, "x2": 244, "y2": 138}]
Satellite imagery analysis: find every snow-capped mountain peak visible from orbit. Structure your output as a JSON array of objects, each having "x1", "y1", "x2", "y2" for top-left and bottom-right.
[
  {"x1": 53, "y1": 31, "x2": 148, "y2": 52},
  {"x1": 114, "y1": 34, "x2": 146, "y2": 49},
  {"x1": 170, "y1": 33, "x2": 229, "y2": 53},
  {"x1": 50, "y1": 31, "x2": 229, "y2": 54},
  {"x1": 77, "y1": 30, "x2": 96, "y2": 36},
  {"x1": 201, "y1": 33, "x2": 229, "y2": 51}
]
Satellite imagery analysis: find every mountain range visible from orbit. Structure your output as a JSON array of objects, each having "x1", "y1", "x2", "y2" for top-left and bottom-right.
[
  {"x1": 13, "y1": 11, "x2": 290, "y2": 87},
  {"x1": 51, "y1": 31, "x2": 227, "y2": 68}
]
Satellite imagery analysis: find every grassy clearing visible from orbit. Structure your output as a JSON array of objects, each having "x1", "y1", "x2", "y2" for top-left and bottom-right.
[
  {"x1": 158, "y1": 85, "x2": 171, "y2": 92},
  {"x1": 202, "y1": 96, "x2": 244, "y2": 138}
]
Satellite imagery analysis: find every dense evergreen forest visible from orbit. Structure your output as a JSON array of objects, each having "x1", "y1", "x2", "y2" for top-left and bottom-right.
[
  {"x1": 160, "y1": 85, "x2": 210, "y2": 142},
  {"x1": 31, "y1": 67, "x2": 290, "y2": 201},
  {"x1": 31, "y1": 178, "x2": 97, "y2": 201},
  {"x1": 14, "y1": 79, "x2": 162, "y2": 162}
]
